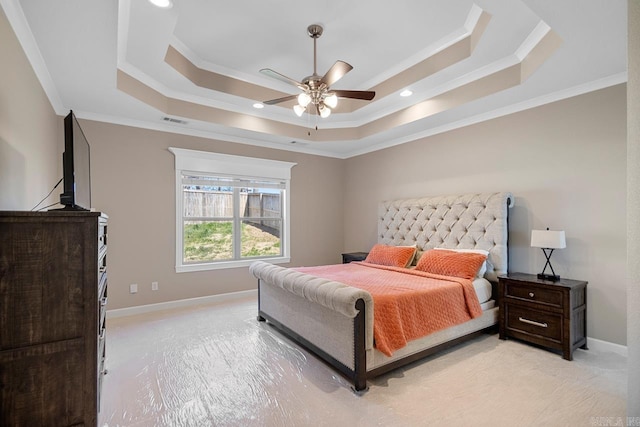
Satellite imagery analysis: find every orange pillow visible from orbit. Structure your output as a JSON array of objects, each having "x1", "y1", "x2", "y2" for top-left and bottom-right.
[
  {"x1": 364, "y1": 244, "x2": 416, "y2": 268},
  {"x1": 415, "y1": 249, "x2": 487, "y2": 279}
]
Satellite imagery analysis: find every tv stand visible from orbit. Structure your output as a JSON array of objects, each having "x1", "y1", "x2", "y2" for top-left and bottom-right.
[{"x1": 0, "y1": 210, "x2": 108, "y2": 425}]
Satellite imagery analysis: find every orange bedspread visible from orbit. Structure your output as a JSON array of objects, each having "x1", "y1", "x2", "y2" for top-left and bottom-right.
[{"x1": 294, "y1": 262, "x2": 483, "y2": 357}]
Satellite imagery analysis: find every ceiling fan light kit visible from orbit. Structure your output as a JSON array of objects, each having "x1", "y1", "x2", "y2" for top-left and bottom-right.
[{"x1": 260, "y1": 24, "x2": 375, "y2": 119}]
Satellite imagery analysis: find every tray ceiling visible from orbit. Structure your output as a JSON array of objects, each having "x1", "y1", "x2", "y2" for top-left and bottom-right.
[{"x1": 2, "y1": 0, "x2": 627, "y2": 158}]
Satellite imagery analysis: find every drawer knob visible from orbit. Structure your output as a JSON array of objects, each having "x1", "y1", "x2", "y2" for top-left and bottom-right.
[
  {"x1": 528, "y1": 292, "x2": 535, "y2": 298},
  {"x1": 518, "y1": 317, "x2": 548, "y2": 328}
]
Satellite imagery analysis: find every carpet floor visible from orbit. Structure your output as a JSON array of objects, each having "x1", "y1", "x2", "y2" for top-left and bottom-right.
[{"x1": 99, "y1": 296, "x2": 626, "y2": 426}]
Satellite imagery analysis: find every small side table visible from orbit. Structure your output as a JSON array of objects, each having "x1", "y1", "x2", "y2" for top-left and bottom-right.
[
  {"x1": 498, "y1": 272, "x2": 588, "y2": 360},
  {"x1": 342, "y1": 252, "x2": 369, "y2": 264}
]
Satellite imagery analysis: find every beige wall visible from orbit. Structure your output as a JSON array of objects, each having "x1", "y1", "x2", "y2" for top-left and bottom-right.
[
  {"x1": 0, "y1": 7, "x2": 59, "y2": 210},
  {"x1": 627, "y1": 0, "x2": 639, "y2": 417},
  {"x1": 81, "y1": 120, "x2": 344, "y2": 309},
  {"x1": 344, "y1": 85, "x2": 628, "y2": 346},
  {"x1": 1, "y1": 0, "x2": 630, "y2": 349}
]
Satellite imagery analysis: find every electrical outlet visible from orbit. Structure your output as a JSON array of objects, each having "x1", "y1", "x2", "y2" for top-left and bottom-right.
[
  {"x1": 151, "y1": 281, "x2": 158, "y2": 291},
  {"x1": 130, "y1": 283, "x2": 138, "y2": 294}
]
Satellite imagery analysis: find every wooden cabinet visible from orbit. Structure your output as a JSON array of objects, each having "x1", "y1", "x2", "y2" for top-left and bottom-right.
[
  {"x1": 498, "y1": 272, "x2": 587, "y2": 360},
  {"x1": 341, "y1": 252, "x2": 369, "y2": 263},
  {"x1": 0, "y1": 211, "x2": 108, "y2": 426}
]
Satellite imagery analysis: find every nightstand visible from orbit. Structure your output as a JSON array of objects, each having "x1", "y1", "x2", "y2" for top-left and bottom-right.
[
  {"x1": 341, "y1": 252, "x2": 369, "y2": 263},
  {"x1": 498, "y1": 272, "x2": 588, "y2": 360}
]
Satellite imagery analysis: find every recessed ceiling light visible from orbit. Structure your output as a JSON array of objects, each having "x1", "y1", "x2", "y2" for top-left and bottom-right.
[
  {"x1": 400, "y1": 89, "x2": 413, "y2": 97},
  {"x1": 148, "y1": 0, "x2": 173, "y2": 8},
  {"x1": 253, "y1": 103, "x2": 264, "y2": 109}
]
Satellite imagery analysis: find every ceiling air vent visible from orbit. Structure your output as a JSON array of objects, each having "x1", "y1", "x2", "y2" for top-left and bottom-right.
[{"x1": 162, "y1": 116, "x2": 188, "y2": 125}]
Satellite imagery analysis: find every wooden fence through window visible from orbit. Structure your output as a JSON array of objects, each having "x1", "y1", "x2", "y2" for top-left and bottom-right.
[{"x1": 183, "y1": 190, "x2": 281, "y2": 235}]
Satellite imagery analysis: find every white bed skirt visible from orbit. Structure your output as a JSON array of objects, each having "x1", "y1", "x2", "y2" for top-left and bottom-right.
[{"x1": 368, "y1": 306, "x2": 498, "y2": 370}]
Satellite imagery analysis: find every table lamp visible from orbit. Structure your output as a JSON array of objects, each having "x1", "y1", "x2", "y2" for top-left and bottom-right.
[{"x1": 531, "y1": 228, "x2": 566, "y2": 281}]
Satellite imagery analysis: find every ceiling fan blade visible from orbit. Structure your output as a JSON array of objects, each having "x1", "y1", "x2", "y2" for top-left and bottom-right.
[
  {"x1": 320, "y1": 61, "x2": 353, "y2": 87},
  {"x1": 332, "y1": 90, "x2": 376, "y2": 101},
  {"x1": 263, "y1": 95, "x2": 298, "y2": 105},
  {"x1": 260, "y1": 68, "x2": 306, "y2": 90}
]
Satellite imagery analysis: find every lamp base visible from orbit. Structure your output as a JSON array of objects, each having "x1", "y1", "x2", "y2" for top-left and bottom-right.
[{"x1": 538, "y1": 273, "x2": 560, "y2": 282}]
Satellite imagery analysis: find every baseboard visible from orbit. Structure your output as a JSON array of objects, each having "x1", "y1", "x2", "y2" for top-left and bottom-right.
[
  {"x1": 106, "y1": 289, "x2": 258, "y2": 319},
  {"x1": 586, "y1": 336, "x2": 628, "y2": 357}
]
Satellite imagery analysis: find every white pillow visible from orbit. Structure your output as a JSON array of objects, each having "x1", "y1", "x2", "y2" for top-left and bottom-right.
[{"x1": 434, "y1": 247, "x2": 489, "y2": 278}]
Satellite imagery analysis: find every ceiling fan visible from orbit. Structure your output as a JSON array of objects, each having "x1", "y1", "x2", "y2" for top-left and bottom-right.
[{"x1": 260, "y1": 24, "x2": 375, "y2": 118}]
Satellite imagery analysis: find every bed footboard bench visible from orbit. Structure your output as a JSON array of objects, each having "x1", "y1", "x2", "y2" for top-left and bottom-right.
[{"x1": 251, "y1": 261, "x2": 373, "y2": 391}]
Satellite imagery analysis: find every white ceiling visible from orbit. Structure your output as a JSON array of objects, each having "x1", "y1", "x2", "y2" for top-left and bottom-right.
[{"x1": 2, "y1": 0, "x2": 627, "y2": 158}]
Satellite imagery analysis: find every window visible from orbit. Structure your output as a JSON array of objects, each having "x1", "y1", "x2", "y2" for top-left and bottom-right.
[{"x1": 169, "y1": 148, "x2": 296, "y2": 272}]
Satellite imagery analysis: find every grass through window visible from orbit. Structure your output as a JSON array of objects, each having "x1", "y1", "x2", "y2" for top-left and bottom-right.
[{"x1": 183, "y1": 221, "x2": 280, "y2": 262}]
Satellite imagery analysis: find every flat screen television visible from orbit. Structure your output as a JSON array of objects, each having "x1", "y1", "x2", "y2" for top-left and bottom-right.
[{"x1": 59, "y1": 111, "x2": 91, "y2": 210}]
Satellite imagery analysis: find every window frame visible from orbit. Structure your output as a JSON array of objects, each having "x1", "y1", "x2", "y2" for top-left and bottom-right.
[{"x1": 169, "y1": 147, "x2": 296, "y2": 272}]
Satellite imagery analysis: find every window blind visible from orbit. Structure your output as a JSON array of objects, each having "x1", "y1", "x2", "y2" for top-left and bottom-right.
[{"x1": 181, "y1": 174, "x2": 286, "y2": 190}]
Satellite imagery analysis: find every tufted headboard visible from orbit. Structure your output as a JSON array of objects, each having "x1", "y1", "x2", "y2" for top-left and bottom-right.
[{"x1": 378, "y1": 192, "x2": 513, "y2": 282}]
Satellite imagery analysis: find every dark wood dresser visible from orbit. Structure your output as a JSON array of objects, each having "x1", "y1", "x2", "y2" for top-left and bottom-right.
[
  {"x1": 498, "y1": 272, "x2": 587, "y2": 360},
  {"x1": 0, "y1": 211, "x2": 108, "y2": 426}
]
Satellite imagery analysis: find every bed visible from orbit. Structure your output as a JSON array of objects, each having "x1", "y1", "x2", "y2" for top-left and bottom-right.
[{"x1": 250, "y1": 192, "x2": 513, "y2": 392}]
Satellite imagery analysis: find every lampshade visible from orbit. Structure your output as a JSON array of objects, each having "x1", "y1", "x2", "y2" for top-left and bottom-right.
[
  {"x1": 293, "y1": 104, "x2": 305, "y2": 117},
  {"x1": 324, "y1": 93, "x2": 338, "y2": 109},
  {"x1": 319, "y1": 104, "x2": 331, "y2": 118},
  {"x1": 148, "y1": 0, "x2": 173, "y2": 8},
  {"x1": 531, "y1": 229, "x2": 566, "y2": 249},
  {"x1": 297, "y1": 93, "x2": 311, "y2": 107}
]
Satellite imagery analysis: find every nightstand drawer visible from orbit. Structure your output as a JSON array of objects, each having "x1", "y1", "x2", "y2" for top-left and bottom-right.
[
  {"x1": 506, "y1": 306, "x2": 562, "y2": 342},
  {"x1": 504, "y1": 281, "x2": 563, "y2": 307}
]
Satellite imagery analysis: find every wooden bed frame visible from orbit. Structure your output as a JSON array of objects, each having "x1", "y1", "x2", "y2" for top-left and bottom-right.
[{"x1": 251, "y1": 192, "x2": 513, "y2": 392}]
